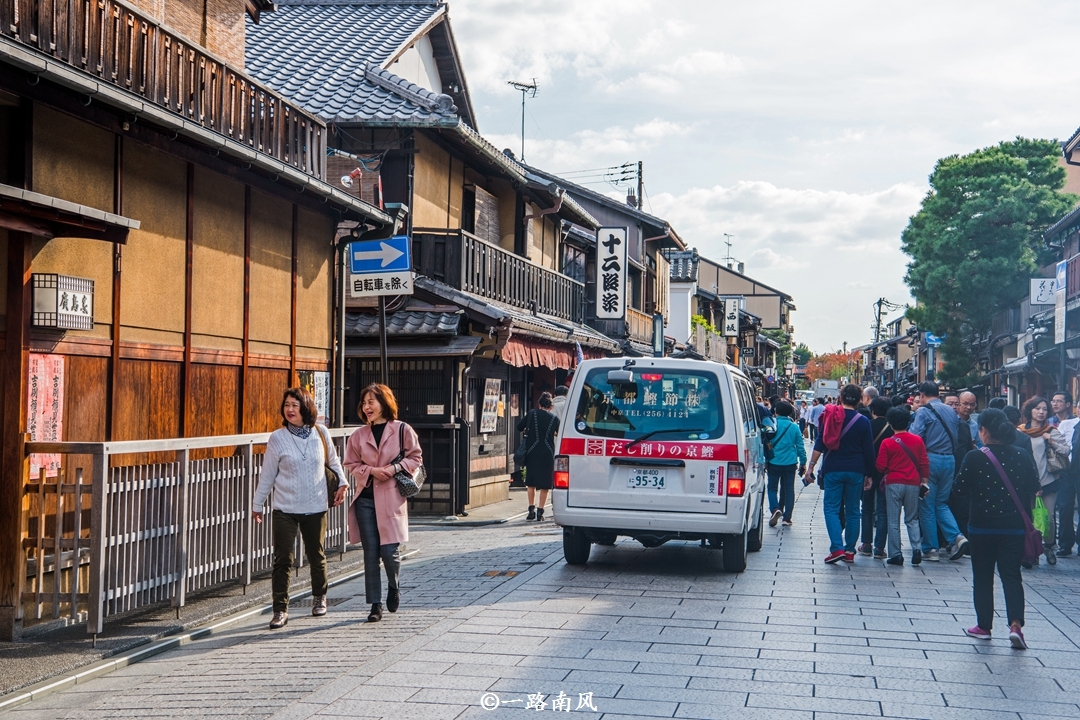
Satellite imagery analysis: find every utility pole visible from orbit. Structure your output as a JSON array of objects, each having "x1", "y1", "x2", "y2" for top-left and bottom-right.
[
  {"x1": 507, "y1": 79, "x2": 538, "y2": 162},
  {"x1": 636, "y1": 161, "x2": 643, "y2": 210}
]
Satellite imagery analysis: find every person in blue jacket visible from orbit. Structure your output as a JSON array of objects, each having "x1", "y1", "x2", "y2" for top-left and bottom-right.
[{"x1": 768, "y1": 401, "x2": 808, "y2": 528}]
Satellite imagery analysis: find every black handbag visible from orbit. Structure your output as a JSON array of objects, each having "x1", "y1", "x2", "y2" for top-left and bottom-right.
[
  {"x1": 393, "y1": 423, "x2": 426, "y2": 498},
  {"x1": 317, "y1": 425, "x2": 343, "y2": 508},
  {"x1": 514, "y1": 411, "x2": 535, "y2": 468}
]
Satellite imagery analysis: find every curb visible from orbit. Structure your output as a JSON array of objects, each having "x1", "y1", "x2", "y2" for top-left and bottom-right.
[{"x1": 0, "y1": 549, "x2": 418, "y2": 713}]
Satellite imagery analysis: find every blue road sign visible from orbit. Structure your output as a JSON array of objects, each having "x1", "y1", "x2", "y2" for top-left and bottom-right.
[
  {"x1": 925, "y1": 332, "x2": 944, "y2": 347},
  {"x1": 349, "y1": 236, "x2": 411, "y2": 274}
]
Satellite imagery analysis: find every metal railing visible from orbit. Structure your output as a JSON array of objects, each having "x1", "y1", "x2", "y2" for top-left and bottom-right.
[
  {"x1": 412, "y1": 228, "x2": 585, "y2": 322},
  {"x1": 22, "y1": 429, "x2": 356, "y2": 637},
  {"x1": 1, "y1": 0, "x2": 326, "y2": 180}
]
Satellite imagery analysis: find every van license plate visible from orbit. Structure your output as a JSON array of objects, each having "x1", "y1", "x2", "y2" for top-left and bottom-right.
[{"x1": 628, "y1": 469, "x2": 665, "y2": 489}]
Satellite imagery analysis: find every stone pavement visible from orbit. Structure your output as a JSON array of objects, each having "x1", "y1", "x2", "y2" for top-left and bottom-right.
[{"x1": 4, "y1": 484, "x2": 1080, "y2": 720}]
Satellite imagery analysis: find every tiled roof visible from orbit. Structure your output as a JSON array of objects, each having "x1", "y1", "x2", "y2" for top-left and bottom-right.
[
  {"x1": 346, "y1": 310, "x2": 461, "y2": 336},
  {"x1": 665, "y1": 250, "x2": 699, "y2": 282},
  {"x1": 246, "y1": 1, "x2": 458, "y2": 124}
]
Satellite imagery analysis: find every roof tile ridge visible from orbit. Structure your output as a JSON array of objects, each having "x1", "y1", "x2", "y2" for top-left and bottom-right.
[{"x1": 362, "y1": 62, "x2": 457, "y2": 116}]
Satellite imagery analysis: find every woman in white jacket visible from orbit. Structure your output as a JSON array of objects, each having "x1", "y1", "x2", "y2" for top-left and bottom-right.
[{"x1": 252, "y1": 388, "x2": 347, "y2": 629}]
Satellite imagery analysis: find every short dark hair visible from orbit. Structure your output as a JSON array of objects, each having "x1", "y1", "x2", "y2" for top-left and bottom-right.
[
  {"x1": 1002, "y1": 405, "x2": 1021, "y2": 425},
  {"x1": 870, "y1": 397, "x2": 892, "y2": 418},
  {"x1": 774, "y1": 400, "x2": 794, "y2": 418},
  {"x1": 886, "y1": 406, "x2": 911, "y2": 431},
  {"x1": 1053, "y1": 391, "x2": 1073, "y2": 405},
  {"x1": 918, "y1": 381, "x2": 939, "y2": 397},
  {"x1": 840, "y1": 384, "x2": 863, "y2": 407},
  {"x1": 554, "y1": 385, "x2": 569, "y2": 397},
  {"x1": 281, "y1": 387, "x2": 317, "y2": 428},
  {"x1": 979, "y1": 408, "x2": 1017, "y2": 445},
  {"x1": 1021, "y1": 395, "x2": 1048, "y2": 424},
  {"x1": 988, "y1": 397, "x2": 1007, "y2": 409},
  {"x1": 891, "y1": 395, "x2": 907, "y2": 407},
  {"x1": 358, "y1": 383, "x2": 399, "y2": 423}
]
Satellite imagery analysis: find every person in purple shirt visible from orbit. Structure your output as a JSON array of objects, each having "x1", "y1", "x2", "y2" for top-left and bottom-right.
[{"x1": 803, "y1": 384, "x2": 876, "y2": 564}]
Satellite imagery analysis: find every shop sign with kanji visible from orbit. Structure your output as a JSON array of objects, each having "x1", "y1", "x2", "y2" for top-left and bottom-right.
[{"x1": 595, "y1": 227, "x2": 627, "y2": 320}]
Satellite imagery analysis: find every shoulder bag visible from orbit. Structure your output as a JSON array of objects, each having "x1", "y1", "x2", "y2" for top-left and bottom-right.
[
  {"x1": 514, "y1": 411, "x2": 536, "y2": 468},
  {"x1": 316, "y1": 425, "x2": 343, "y2": 508},
  {"x1": 764, "y1": 422, "x2": 793, "y2": 463},
  {"x1": 887, "y1": 436, "x2": 924, "y2": 490},
  {"x1": 394, "y1": 422, "x2": 427, "y2": 498},
  {"x1": 925, "y1": 403, "x2": 958, "y2": 452},
  {"x1": 1044, "y1": 431, "x2": 1070, "y2": 474},
  {"x1": 980, "y1": 447, "x2": 1043, "y2": 564}
]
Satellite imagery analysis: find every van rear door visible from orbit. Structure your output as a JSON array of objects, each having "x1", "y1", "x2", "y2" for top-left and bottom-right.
[{"x1": 562, "y1": 366, "x2": 736, "y2": 514}]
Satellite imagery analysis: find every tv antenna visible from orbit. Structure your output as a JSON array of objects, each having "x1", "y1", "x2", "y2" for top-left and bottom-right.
[
  {"x1": 507, "y1": 79, "x2": 538, "y2": 162},
  {"x1": 722, "y1": 233, "x2": 736, "y2": 268}
]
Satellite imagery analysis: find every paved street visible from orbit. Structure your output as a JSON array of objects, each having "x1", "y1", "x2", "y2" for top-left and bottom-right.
[{"x1": 5, "y1": 486, "x2": 1080, "y2": 720}]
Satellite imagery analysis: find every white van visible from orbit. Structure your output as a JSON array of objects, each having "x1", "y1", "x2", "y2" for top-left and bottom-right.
[{"x1": 552, "y1": 357, "x2": 767, "y2": 572}]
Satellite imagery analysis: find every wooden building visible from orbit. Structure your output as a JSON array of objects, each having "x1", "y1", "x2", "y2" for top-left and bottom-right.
[
  {"x1": 247, "y1": 0, "x2": 619, "y2": 512},
  {"x1": 0, "y1": 0, "x2": 390, "y2": 639}
]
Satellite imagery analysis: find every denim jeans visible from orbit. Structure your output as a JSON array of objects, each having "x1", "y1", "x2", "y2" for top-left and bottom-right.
[
  {"x1": 824, "y1": 471, "x2": 863, "y2": 553},
  {"x1": 767, "y1": 463, "x2": 797, "y2": 521},
  {"x1": 885, "y1": 483, "x2": 922, "y2": 560},
  {"x1": 355, "y1": 496, "x2": 400, "y2": 604},
  {"x1": 919, "y1": 453, "x2": 960, "y2": 552}
]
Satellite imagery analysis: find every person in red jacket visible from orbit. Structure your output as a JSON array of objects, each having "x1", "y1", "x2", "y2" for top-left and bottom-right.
[{"x1": 876, "y1": 407, "x2": 931, "y2": 566}]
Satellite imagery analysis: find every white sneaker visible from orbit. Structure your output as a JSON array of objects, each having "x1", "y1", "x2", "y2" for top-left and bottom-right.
[
  {"x1": 923, "y1": 549, "x2": 940, "y2": 562},
  {"x1": 950, "y1": 535, "x2": 969, "y2": 561}
]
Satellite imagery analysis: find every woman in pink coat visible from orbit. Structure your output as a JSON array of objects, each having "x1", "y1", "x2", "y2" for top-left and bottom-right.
[{"x1": 344, "y1": 384, "x2": 423, "y2": 622}]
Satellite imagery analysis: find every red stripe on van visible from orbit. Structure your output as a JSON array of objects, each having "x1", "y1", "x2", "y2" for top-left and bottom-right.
[{"x1": 559, "y1": 438, "x2": 738, "y2": 461}]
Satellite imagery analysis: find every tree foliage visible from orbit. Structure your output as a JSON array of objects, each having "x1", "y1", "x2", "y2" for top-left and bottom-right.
[
  {"x1": 792, "y1": 343, "x2": 812, "y2": 365},
  {"x1": 804, "y1": 352, "x2": 861, "y2": 383},
  {"x1": 902, "y1": 137, "x2": 1077, "y2": 385},
  {"x1": 761, "y1": 328, "x2": 791, "y2": 367}
]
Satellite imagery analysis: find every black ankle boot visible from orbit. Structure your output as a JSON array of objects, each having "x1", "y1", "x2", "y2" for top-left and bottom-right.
[
  {"x1": 386, "y1": 588, "x2": 400, "y2": 613},
  {"x1": 526, "y1": 505, "x2": 536, "y2": 521},
  {"x1": 368, "y1": 603, "x2": 383, "y2": 622},
  {"x1": 536, "y1": 508, "x2": 545, "y2": 522}
]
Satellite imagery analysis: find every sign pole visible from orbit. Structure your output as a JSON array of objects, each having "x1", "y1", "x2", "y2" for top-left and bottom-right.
[{"x1": 378, "y1": 295, "x2": 389, "y2": 386}]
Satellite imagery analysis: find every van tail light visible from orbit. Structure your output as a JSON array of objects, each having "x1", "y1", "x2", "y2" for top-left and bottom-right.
[
  {"x1": 554, "y1": 455, "x2": 570, "y2": 489},
  {"x1": 727, "y1": 462, "x2": 746, "y2": 497}
]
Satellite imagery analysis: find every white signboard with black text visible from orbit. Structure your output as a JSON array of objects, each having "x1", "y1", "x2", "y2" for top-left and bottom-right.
[
  {"x1": 596, "y1": 227, "x2": 627, "y2": 320},
  {"x1": 1031, "y1": 278, "x2": 1057, "y2": 305},
  {"x1": 1056, "y1": 260, "x2": 1067, "y2": 345},
  {"x1": 721, "y1": 299, "x2": 739, "y2": 337}
]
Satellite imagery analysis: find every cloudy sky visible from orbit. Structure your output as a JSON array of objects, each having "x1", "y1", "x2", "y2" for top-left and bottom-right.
[{"x1": 447, "y1": 0, "x2": 1080, "y2": 352}]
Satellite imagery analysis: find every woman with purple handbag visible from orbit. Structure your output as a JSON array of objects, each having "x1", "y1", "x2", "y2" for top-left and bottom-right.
[{"x1": 952, "y1": 409, "x2": 1041, "y2": 649}]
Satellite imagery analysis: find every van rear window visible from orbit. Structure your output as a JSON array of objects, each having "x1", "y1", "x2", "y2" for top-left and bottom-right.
[{"x1": 572, "y1": 368, "x2": 725, "y2": 440}]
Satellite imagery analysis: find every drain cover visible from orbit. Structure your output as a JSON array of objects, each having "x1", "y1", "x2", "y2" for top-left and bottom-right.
[
  {"x1": 291, "y1": 597, "x2": 350, "y2": 607},
  {"x1": 482, "y1": 570, "x2": 520, "y2": 577}
]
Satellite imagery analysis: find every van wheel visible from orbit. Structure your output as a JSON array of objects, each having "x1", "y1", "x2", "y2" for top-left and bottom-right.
[
  {"x1": 747, "y1": 496, "x2": 764, "y2": 553},
  {"x1": 563, "y1": 527, "x2": 591, "y2": 566},
  {"x1": 723, "y1": 529, "x2": 747, "y2": 573}
]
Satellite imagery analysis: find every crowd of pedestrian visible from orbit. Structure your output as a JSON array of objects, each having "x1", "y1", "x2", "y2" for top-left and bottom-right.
[{"x1": 765, "y1": 379, "x2": 1080, "y2": 651}]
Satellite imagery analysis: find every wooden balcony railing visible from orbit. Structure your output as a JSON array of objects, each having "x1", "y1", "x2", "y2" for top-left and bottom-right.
[
  {"x1": 412, "y1": 229, "x2": 584, "y2": 322},
  {"x1": 1069, "y1": 255, "x2": 1080, "y2": 300},
  {"x1": 626, "y1": 307, "x2": 654, "y2": 344},
  {"x1": 1, "y1": 0, "x2": 326, "y2": 180}
]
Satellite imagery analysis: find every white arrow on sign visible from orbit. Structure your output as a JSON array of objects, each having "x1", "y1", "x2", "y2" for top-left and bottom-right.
[{"x1": 353, "y1": 242, "x2": 404, "y2": 268}]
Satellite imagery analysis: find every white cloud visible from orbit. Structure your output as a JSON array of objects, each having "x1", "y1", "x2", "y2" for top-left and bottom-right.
[
  {"x1": 648, "y1": 181, "x2": 925, "y2": 352},
  {"x1": 447, "y1": 0, "x2": 1080, "y2": 350}
]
